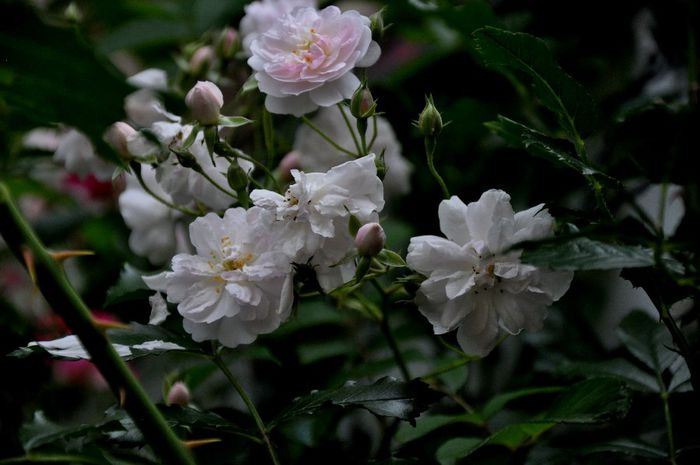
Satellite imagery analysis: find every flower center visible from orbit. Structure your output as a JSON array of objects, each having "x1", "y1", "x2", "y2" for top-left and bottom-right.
[{"x1": 218, "y1": 236, "x2": 254, "y2": 272}]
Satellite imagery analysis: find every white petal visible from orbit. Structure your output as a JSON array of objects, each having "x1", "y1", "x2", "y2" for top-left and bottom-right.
[
  {"x1": 265, "y1": 93, "x2": 318, "y2": 116},
  {"x1": 438, "y1": 196, "x2": 471, "y2": 246},
  {"x1": 356, "y1": 41, "x2": 381, "y2": 67}
]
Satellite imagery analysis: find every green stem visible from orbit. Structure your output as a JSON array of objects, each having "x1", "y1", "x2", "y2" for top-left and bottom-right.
[
  {"x1": 420, "y1": 357, "x2": 472, "y2": 381},
  {"x1": 301, "y1": 116, "x2": 358, "y2": 159},
  {"x1": 262, "y1": 107, "x2": 275, "y2": 163},
  {"x1": 424, "y1": 137, "x2": 450, "y2": 199},
  {"x1": 215, "y1": 142, "x2": 282, "y2": 193},
  {"x1": 0, "y1": 183, "x2": 195, "y2": 465},
  {"x1": 337, "y1": 103, "x2": 362, "y2": 155},
  {"x1": 132, "y1": 164, "x2": 201, "y2": 216},
  {"x1": 573, "y1": 136, "x2": 613, "y2": 220},
  {"x1": 0, "y1": 454, "x2": 103, "y2": 464},
  {"x1": 371, "y1": 279, "x2": 411, "y2": 381},
  {"x1": 197, "y1": 168, "x2": 237, "y2": 199},
  {"x1": 368, "y1": 115, "x2": 378, "y2": 151},
  {"x1": 661, "y1": 390, "x2": 677, "y2": 465},
  {"x1": 213, "y1": 354, "x2": 281, "y2": 465}
]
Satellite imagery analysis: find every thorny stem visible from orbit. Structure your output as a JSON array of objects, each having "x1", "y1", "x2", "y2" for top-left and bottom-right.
[
  {"x1": 132, "y1": 163, "x2": 201, "y2": 216},
  {"x1": 302, "y1": 115, "x2": 358, "y2": 158},
  {"x1": 337, "y1": 103, "x2": 362, "y2": 155},
  {"x1": 0, "y1": 183, "x2": 196, "y2": 465},
  {"x1": 212, "y1": 353, "x2": 281, "y2": 465},
  {"x1": 424, "y1": 137, "x2": 450, "y2": 199}
]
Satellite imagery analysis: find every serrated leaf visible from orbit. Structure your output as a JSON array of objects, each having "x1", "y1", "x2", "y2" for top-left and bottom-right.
[
  {"x1": 521, "y1": 237, "x2": 658, "y2": 271},
  {"x1": 218, "y1": 116, "x2": 253, "y2": 128},
  {"x1": 581, "y1": 439, "x2": 668, "y2": 459},
  {"x1": 159, "y1": 406, "x2": 250, "y2": 437},
  {"x1": 435, "y1": 437, "x2": 483, "y2": 465},
  {"x1": 473, "y1": 26, "x2": 596, "y2": 139},
  {"x1": 486, "y1": 116, "x2": 615, "y2": 184},
  {"x1": 541, "y1": 378, "x2": 631, "y2": 423},
  {"x1": 481, "y1": 386, "x2": 565, "y2": 419},
  {"x1": 396, "y1": 413, "x2": 482, "y2": 444},
  {"x1": 376, "y1": 249, "x2": 407, "y2": 268},
  {"x1": 104, "y1": 264, "x2": 150, "y2": 307},
  {"x1": 13, "y1": 323, "x2": 202, "y2": 361},
  {"x1": 668, "y1": 356, "x2": 692, "y2": 393},
  {"x1": 271, "y1": 377, "x2": 442, "y2": 427},
  {"x1": 617, "y1": 311, "x2": 679, "y2": 377},
  {"x1": 558, "y1": 359, "x2": 659, "y2": 393}
]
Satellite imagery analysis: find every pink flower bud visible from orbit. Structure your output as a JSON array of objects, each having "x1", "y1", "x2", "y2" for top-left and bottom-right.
[
  {"x1": 189, "y1": 46, "x2": 215, "y2": 75},
  {"x1": 166, "y1": 381, "x2": 191, "y2": 406},
  {"x1": 277, "y1": 150, "x2": 302, "y2": 181},
  {"x1": 217, "y1": 27, "x2": 239, "y2": 59},
  {"x1": 355, "y1": 222, "x2": 385, "y2": 257},
  {"x1": 104, "y1": 122, "x2": 136, "y2": 158},
  {"x1": 185, "y1": 81, "x2": 224, "y2": 125}
]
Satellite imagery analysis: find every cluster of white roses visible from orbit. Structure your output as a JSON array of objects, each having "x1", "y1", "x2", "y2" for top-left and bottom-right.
[{"x1": 40, "y1": 0, "x2": 573, "y2": 357}]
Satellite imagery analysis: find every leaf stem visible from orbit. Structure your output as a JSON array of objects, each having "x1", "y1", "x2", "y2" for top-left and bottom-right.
[
  {"x1": 0, "y1": 182, "x2": 196, "y2": 465},
  {"x1": 337, "y1": 103, "x2": 362, "y2": 155},
  {"x1": 213, "y1": 353, "x2": 281, "y2": 465},
  {"x1": 424, "y1": 137, "x2": 450, "y2": 199},
  {"x1": 132, "y1": 164, "x2": 201, "y2": 216},
  {"x1": 302, "y1": 115, "x2": 358, "y2": 159}
]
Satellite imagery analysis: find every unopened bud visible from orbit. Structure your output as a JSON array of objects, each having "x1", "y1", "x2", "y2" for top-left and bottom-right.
[
  {"x1": 416, "y1": 95, "x2": 443, "y2": 138},
  {"x1": 350, "y1": 85, "x2": 376, "y2": 119},
  {"x1": 166, "y1": 381, "x2": 190, "y2": 406},
  {"x1": 369, "y1": 8, "x2": 387, "y2": 39},
  {"x1": 355, "y1": 222, "x2": 386, "y2": 257},
  {"x1": 175, "y1": 149, "x2": 199, "y2": 170},
  {"x1": 217, "y1": 27, "x2": 239, "y2": 59},
  {"x1": 227, "y1": 163, "x2": 249, "y2": 191},
  {"x1": 277, "y1": 150, "x2": 302, "y2": 181},
  {"x1": 104, "y1": 122, "x2": 136, "y2": 158},
  {"x1": 189, "y1": 46, "x2": 215, "y2": 76},
  {"x1": 185, "y1": 81, "x2": 224, "y2": 125}
]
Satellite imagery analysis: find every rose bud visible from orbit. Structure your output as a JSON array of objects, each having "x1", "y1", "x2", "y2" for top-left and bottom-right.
[
  {"x1": 189, "y1": 45, "x2": 215, "y2": 76},
  {"x1": 217, "y1": 27, "x2": 239, "y2": 59},
  {"x1": 166, "y1": 381, "x2": 191, "y2": 406},
  {"x1": 350, "y1": 85, "x2": 376, "y2": 119},
  {"x1": 104, "y1": 122, "x2": 136, "y2": 158},
  {"x1": 416, "y1": 94, "x2": 443, "y2": 137},
  {"x1": 355, "y1": 222, "x2": 386, "y2": 257},
  {"x1": 185, "y1": 81, "x2": 224, "y2": 125}
]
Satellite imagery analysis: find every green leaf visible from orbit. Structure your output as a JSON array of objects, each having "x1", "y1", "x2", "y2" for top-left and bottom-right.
[
  {"x1": 1, "y1": 3, "x2": 130, "y2": 164},
  {"x1": 218, "y1": 116, "x2": 253, "y2": 128},
  {"x1": 271, "y1": 377, "x2": 442, "y2": 427},
  {"x1": 521, "y1": 237, "x2": 658, "y2": 271},
  {"x1": 19, "y1": 410, "x2": 126, "y2": 451},
  {"x1": 473, "y1": 26, "x2": 596, "y2": 139},
  {"x1": 376, "y1": 249, "x2": 407, "y2": 268},
  {"x1": 396, "y1": 413, "x2": 482, "y2": 444},
  {"x1": 558, "y1": 359, "x2": 659, "y2": 393},
  {"x1": 481, "y1": 386, "x2": 565, "y2": 419},
  {"x1": 617, "y1": 311, "x2": 678, "y2": 377},
  {"x1": 241, "y1": 74, "x2": 259, "y2": 94},
  {"x1": 581, "y1": 439, "x2": 668, "y2": 459},
  {"x1": 159, "y1": 406, "x2": 251, "y2": 438},
  {"x1": 435, "y1": 437, "x2": 483, "y2": 465},
  {"x1": 668, "y1": 356, "x2": 692, "y2": 393},
  {"x1": 541, "y1": 378, "x2": 631, "y2": 423},
  {"x1": 485, "y1": 116, "x2": 617, "y2": 185},
  {"x1": 104, "y1": 264, "x2": 150, "y2": 307}
]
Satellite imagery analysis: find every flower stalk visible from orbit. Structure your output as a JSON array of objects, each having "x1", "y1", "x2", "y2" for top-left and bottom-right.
[{"x1": 0, "y1": 182, "x2": 196, "y2": 465}]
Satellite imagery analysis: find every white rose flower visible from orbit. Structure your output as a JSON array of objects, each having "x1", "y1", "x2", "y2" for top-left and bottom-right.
[
  {"x1": 53, "y1": 129, "x2": 114, "y2": 181},
  {"x1": 128, "y1": 121, "x2": 253, "y2": 211},
  {"x1": 239, "y1": 0, "x2": 317, "y2": 54},
  {"x1": 144, "y1": 208, "x2": 294, "y2": 348},
  {"x1": 118, "y1": 164, "x2": 184, "y2": 265},
  {"x1": 248, "y1": 5, "x2": 381, "y2": 116},
  {"x1": 251, "y1": 154, "x2": 384, "y2": 290},
  {"x1": 406, "y1": 190, "x2": 573, "y2": 357},
  {"x1": 125, "y1": 68, "x2": 179, "y2": 128},
  {"x1": 294, "y1": 107, "x2": 412, "y2": 197}
]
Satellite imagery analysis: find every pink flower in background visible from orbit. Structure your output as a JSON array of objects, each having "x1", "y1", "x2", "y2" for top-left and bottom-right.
[{"x1": 248, "y1": 5, "x2": 380, "y2": 116}]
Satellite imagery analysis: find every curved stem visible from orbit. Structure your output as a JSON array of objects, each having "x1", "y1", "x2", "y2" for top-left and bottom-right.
[
  {"x1": 301, "y1": 116, "x2": 358, "y2": 159},
  {"x1": 133, "y1": 165, "x2": 201, "y2": 216},
  {"x1": 368, "y1": 115, "x2": 379, "y2": 151},
  {"x1": 337, "y1": 103, "x2": 362, "y2": 155},
  {"x1": 197, "y1": 168, "x2": 237, "y2": 199},
  {"x1": 370, "y1": 279, "x2": 411, "y2": 381},
  {"x1": 0, "y1": 183, "x2": 196, "y2": 465},
  {"x1": 424, "y1": 137, "x2": 450, "y2": 199},
  {"x1": 213, "y1": 354, "x2": 281, "y2": 465}
]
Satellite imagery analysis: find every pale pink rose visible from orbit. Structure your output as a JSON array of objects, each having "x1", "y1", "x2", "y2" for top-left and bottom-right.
[
  {"x1": 248, "y1": 6, "x2": 381, "y2": 116},
  {"x1": 239, "y1": 0, "x2": 317, "y2": 54},
  {"x1": 185, "y1": 81, "x2": 224, "y2": 125}
]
